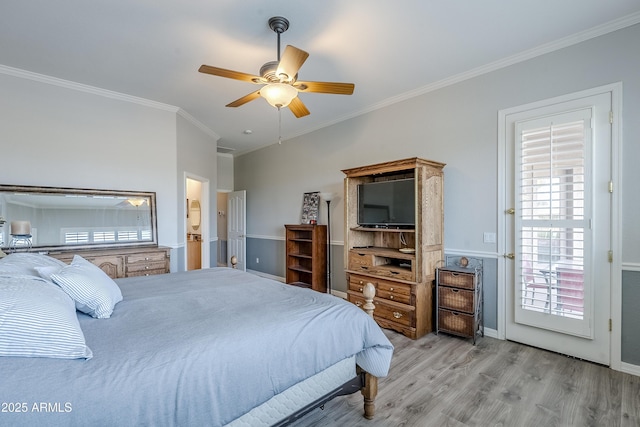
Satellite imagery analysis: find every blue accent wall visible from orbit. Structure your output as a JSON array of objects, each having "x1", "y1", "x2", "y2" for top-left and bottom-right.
[{"x1": 622, "y1": 270, "x2": 640, "y2": 365}]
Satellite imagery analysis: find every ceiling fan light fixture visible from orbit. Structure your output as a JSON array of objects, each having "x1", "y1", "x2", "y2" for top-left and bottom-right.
[{"x1": 260, "y1": 83, "x2": 298, "y2": 108}]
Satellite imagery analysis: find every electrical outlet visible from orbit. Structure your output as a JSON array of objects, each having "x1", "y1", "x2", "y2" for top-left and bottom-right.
[
  {"x1": 256, "y1": 258, "x2": 259, "y2": 264},
  {"x1": 483, "y1": 232, "x2": 496, "y2": 244}
]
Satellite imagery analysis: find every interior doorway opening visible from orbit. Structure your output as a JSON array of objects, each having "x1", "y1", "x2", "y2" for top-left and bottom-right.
[{"x1": 185, "y1": 175, "x2": 209, "y2": 271}]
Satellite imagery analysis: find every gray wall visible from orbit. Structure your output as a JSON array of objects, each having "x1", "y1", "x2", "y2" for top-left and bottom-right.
[{"x1": 235, "y1": 24, "x2": 640, "y2": 363}]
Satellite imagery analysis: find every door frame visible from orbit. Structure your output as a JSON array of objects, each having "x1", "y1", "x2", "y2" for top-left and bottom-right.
[
  {"x1": 184, "y1": 172, "x2": 210, "y2": 270},
  {"x1": 497, "y1": 82, "x2": 622, "y2": 369}
]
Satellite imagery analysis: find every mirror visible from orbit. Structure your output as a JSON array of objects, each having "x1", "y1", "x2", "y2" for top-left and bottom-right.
[
  {"x1": 189, "y1": 200, "x2": 201, "y2": 231},
  {"x1": 0, "y1": 185, "x2": 157, "y2": 251}
]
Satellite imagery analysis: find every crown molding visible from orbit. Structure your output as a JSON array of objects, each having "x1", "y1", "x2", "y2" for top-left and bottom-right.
[
  {"x1": 247, "y1": 12, "x2": 640, "y2": 156},
  {"x1": 177, "y1": 109, "x2": 221, "y2": 141},
  {"x1": 0, "y1": 64, "x2": 180, "y2": 112},
  {"x1": 0, "y1": 64, "x2": 223, "y2": 140}
]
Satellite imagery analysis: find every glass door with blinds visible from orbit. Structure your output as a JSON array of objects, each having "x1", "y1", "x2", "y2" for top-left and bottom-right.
[
  {"x1": 515, "y1": 110, "x2": 592, "y2": 337},
  {"x1": 504, "y1": 90, "x2": 612, "y2": 365}
]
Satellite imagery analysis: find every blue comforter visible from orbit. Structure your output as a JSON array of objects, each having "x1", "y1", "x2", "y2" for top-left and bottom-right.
[{"x1": 0, "y1": 268, "x2": 393, "y2": 426}]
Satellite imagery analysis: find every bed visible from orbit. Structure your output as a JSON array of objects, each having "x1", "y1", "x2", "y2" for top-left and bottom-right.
[{"x1": 0, "y1": 253, "x2": 393, "y2": 426}]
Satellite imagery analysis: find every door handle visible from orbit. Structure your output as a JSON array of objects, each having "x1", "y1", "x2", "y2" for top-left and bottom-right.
[{"x1": 504, "y1": 253, "x2": 515, "y2": 260}]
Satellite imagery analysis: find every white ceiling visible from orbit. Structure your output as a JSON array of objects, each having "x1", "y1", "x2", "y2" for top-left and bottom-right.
[{"x1": 2, "y1": 1, "x2": 639, "y2": 155}]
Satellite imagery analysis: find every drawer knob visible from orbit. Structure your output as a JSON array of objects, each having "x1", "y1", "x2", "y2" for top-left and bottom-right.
[
  {"x1": 145, "y1": 257, "x2": 150, "y2": 261},
  {"x1": 389, "y1": 295, "x2": 394, "y2": 300},
  {"x1": 390, "y1": 287, "x2": 394, "y2": 291},
  {"x1": 355, "y1": 301, "x2": 362, "y2": 307},
  {"x1": 359, "y1": 287, "x2": 363, "y2": 292},
  {"x1": 359, "y1": 280, "x2": 363, "y2": 285},
  {"x1": 145, "y1": 266, "x2": 149, "y2": 269},
  {"x1": 393, "y1": 312, "x2": 403, "y2": 319}
]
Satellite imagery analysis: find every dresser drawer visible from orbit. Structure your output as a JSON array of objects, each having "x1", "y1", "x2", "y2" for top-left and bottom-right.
[
  {"x1": 438, "y1": 286, "x2": 475, "y2": 314},
  {"x1": 376, "y1": 280, "x2": 411, "y2": 304},
  {"x1": 348, "y1": 250, "x2": 375, "y2": 271},
  {"x1": 126, "y1": 252, "x2": 167, "y2": 264},
  {"x1": 372, "y1": 265, "x2": 415, "y2": 282},
  {"x1": 125, "y1": 250, "x2": 169, "y2": 277},
  {"x1": 438, "y1": 270, "x2": 475, "y2": 289},
  {"x1": 349, "y1": 275, "x2": 412, "y2": 305},
  {"x1": 438, "y1": 308, "x2": 475, "y2": 337},
  {"x1": 126, "y1": 261, "x2": 168, "y2": 274},
  {"x1": 348, "y1": 292, "x2": 414, "y2": 328}
]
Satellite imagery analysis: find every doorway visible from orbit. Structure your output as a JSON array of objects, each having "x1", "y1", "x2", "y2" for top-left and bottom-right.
[
  {"x1": 185, "y1": 175, "x2": 209, "y2": 271},
  {"x1": 499, "y1": 85, "x2": 620, "y2": 365}
]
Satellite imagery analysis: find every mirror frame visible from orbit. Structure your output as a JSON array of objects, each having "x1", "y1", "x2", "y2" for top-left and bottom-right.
[{"x1": 0, "y1": 184, "x2": 158, "y2": 251}]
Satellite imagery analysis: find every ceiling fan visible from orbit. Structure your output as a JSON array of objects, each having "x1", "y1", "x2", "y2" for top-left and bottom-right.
[{"x1": 198, "y1": 16, "x2": 355, "y2": 118}]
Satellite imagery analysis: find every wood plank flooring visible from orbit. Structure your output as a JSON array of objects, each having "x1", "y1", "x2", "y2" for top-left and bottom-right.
[{"x1": 290, "y1": 330, "x2": 640, "y2": 427}]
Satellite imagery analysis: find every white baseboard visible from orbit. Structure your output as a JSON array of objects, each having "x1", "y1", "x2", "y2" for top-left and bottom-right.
[
  {"x1": 332, "y1": 290, "x2": 347, "y2": 300},
  {"x1": 246, "y1": 269, "x2": 285, "y2": 283},
  {"x1": 482, "y1": 327, "x2": 499, "y2": 339},
  {"x1": 619, "y1": 361, "x2": 640, "y2": 377}
]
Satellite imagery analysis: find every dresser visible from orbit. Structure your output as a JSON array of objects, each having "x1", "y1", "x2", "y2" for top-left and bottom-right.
[
  {"x1": 49, "y1": 246, "x2": 170, "y2": 279},
  {"x1": 436, "y1": 265, "x2": 483, "y2": 344}
]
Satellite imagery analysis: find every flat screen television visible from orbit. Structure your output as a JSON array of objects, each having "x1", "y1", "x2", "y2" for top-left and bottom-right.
[{"x1": 357, "y1": 178, "x2": 415, "y2": 228}]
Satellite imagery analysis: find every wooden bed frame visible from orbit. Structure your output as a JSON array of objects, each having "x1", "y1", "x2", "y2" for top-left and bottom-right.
[{"x1": 230, "y1": 257, "x2": 379, "y2": 422}]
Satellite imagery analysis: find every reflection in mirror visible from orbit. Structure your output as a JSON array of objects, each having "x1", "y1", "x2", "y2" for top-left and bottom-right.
[
  {"x1": 0, "y1": 185, "x2": 157, "y2": 251},
  {"x1": 189, "y1": 200, "x2": 201, "y2": 231}
]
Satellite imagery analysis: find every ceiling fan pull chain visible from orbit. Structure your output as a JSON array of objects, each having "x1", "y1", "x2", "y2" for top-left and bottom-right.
[{"x1": 278, "y1": 107, "x2": 283, "y2": 144}]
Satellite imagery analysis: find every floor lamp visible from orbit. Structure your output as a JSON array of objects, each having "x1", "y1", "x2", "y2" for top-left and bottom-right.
[{"x1": 319, "y1": 192, "x2": 334, "y2": 294}]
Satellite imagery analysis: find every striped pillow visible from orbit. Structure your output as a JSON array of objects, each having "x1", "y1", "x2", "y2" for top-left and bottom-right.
[
  {"x1": 0, "y1": 275, "x2": 92, "y2": 359},
  {"x1": 49, "y1": 255, "x2": 123, "y2": 319}
]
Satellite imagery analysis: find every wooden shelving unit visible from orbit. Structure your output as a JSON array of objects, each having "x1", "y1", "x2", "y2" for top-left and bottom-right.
[
  {"x1": 343, "y1": 157, "x2": 445, "y2": 339},
  {"x1": 285, "y1": 224, "x2": 327, "y2": 292}
]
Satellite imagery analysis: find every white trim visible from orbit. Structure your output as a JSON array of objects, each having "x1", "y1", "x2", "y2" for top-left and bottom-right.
[
  {"x1": 332, "y1": 290, "x2": 348, "y2": 300},
  {"x1": 247, "y1": 269, "x2": 285, "y2": 283},
  {"x1": 610, "y1": 83, "x2": 623, "y2": 372},
  {"x1": 498, "y1": 82, "x2": 623, "y2": 369},
  {"x1": 246, "y1": 269, "x2": 346, "y2": 300},
  {"x1": 246, "y1": 233, "x2": 345, "y2": 246},
  {"x1": 483, "y1": 327, "x2": 499, "y2": 339},
  {"x1": 622, "y1": 263, "x2": 640, "y2": 272},
  {"x1": 236, "y1": 12, "x2": 640, "y2": 157},
  {"x1": 620, "y1": 362, "x2": 640, "y2": 377},
  {"x1": 247, "y1": 234, "x2": 285, "y2": 241},
  {"x1": 177, "y1": 109, "x2": 221, "y2": 141},
  {"x1": 184, "y1": 173, "x2": 211, "y2": 270},
  {"x1": 0, "y1": 64, "x2": 179, "y2": 112},
  {"x1": 445, "y1": 249, "x2": 500, "y2": 259}
]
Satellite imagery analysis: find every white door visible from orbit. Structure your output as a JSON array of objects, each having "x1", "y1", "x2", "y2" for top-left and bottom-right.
[
  {"x1": 504, "y1": 90, "x2": 612, "y2": 365},
  {"x1": 227, "y1": 190, "x2": 246, "y2": 271}
]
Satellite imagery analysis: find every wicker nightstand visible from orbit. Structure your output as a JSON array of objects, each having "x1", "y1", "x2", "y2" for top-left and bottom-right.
[{"x1": 436, "y1": 263, "x2": 483, "y2": 344}]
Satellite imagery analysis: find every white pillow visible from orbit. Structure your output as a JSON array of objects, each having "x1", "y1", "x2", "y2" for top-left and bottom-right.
[
  {"x1": 49, "y1": 255, "x2": 123, "y2": 319},
  {"x1": 0, "y1": 275, "x2": 93, "y2": 359},
  {"x1": 0, "y1": 252, "x2": 66, "y2": 277}
]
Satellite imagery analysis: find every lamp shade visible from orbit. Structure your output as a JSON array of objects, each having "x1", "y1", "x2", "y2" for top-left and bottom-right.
[
  {"x1": 11, "y1": 221, "x2": 31, "y2": 235},
  {"x1": 260, "y1": 83, "x2": 298, "y2": 108},
  {"x1": 319, "y1": 192, "x2": 335, "y2": 202}
]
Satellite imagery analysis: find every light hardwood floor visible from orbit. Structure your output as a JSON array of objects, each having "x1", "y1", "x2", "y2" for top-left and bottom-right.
[{"x1": 291, "y1": 330, "x2": 640, "y2": 426}]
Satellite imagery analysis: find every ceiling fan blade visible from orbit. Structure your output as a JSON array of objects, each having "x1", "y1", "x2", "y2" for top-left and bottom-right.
[
  {"x1": 199, "y1": 65, "x2": 262, "y2": 83},
  {"x1": 288, "y1": 96, "x2": 310, "y2": 118},
  {"x1": 294, "y1": 80, "x2": 355, "y2": 95},
  {"x1": 276, "y1": 45, "x2": 309, "y2": 82},
  {"x1": 226, "y1": 90, "x2": 262, "y2": 108}
]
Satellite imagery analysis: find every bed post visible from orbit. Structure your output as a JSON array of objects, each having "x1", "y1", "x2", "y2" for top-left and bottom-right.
[{"x1": 360, "y1": 282, "x2": 378, "y2": 419}]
